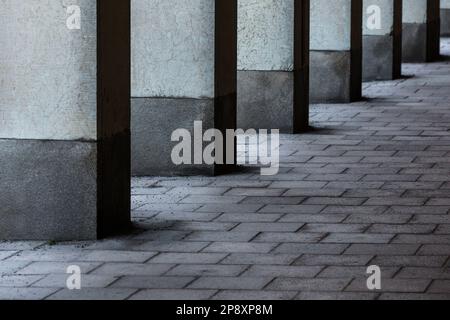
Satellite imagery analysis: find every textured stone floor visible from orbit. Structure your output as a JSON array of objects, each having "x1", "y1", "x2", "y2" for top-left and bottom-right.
[{"x1": 1, "y1": 39, "x2": 450, "y2": 300}]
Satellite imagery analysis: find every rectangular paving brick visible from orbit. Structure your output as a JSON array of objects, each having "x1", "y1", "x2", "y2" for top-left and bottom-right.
[
  {"x1": 294, "y1": 254, "x2": 373, "y2": 267},
  {"x1": 221, "y1": 253, "x2": 300, "y2": 266},
  {"x1": 267, "y1": 278, "x2": 350, "y2": 292},
  {"x1": 188, "y1": 277, "x2": 272, "y2": 290},
  {"x1": 322, "y1": 233, "x2": 394, "y2": 244},
  {"x1": 129, "y1": 289, "x2": 217, "y2": 300}
]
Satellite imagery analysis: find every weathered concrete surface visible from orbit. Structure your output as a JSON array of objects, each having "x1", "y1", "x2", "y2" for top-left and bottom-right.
[
  {"x1": 0, "y1": 0, "x2": 97, "y2": 141},
  {"x1": 131, "y1": 0, "x2": 237, "y2": 176},
  {"x1": 0, "y1": 140, "x2": 97, "y2": 240},
  {"x1": 362, "y1": 0, "x2": 402, "y2": 81},
  {"x1": 0, "y1": 1, "x2": 131, "y2": 240},
  {"x1": 310, "y1": 51, "x2": 352, "y2": 103},
  {"x1": 402, "y1": 23, "x2": 428, "y2": 62},
  {"x1": 238, "y1": 0, "x2": 294, "y2": 71},
  {"x1": 363, "y1": 0, "x2": 395, "y2": 36},
  {"x1": 131, "y1": 98, "x2": 215, "y2": 176},
  {"x1": 363, "y1": 35, "x2": 394, "y2": 81},
  {"x1": 310, "y1": 0, "x2": 352, "y2": 51},
  {"x1": 442, "y1": 8, "x2": 450, "y2": 35},
  {"x1": 310, "y1": 0, "x2": 361, "y2": 103},
  {"x1": 403, "y1": 0, "x2": 440, "y2": 62},
  {"x1": 237, "y1": 71, "x2": 294, "y2": 132},
  {"x1": 131, "y1": 0, "x2": 215, "y2": 99},
  {"x1": 237, "y1": 0, "x2": 309, "y2": 133},
  {"x1": 442, "y1": 0, "x2": 450, "y2": 35}
]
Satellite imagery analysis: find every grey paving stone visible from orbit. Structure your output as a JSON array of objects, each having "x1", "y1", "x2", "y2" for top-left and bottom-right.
[
  {"x1": 32, "y1": 274, "x2": 117, "y2": 288},
  {"x1": 379, "y1": 293, "x2": 450, "y2": 300},
  {"x1": 322, "y1": 233, "x2": 394, "y2": 244},
  {"x1": 225, "y1": 188, "x2": 286, "y2": 197},
  {"x1": 345, "y1": 214, "x2": 412, "y2": 224},
  {"x1": 0, "y1": 251, "x2": 18, "y2": 260},
  {"x1": 16, "y1": 262, "x2": 101, "y2": 275},
  {"x1": 0, "y1": 261, "x2": 30, "y2": 276},
  {"x1": 184, "y1": 231, "x2": 259, "y2": 242},
  {"x1": 280, "y1": 214, "x2": 347, "y2": 223},
  {"x1": 241, "y1": 196, "x2": 305, "y2": 205},
  {"x1": 216, "y1": 213, "x2": 282, "y2": 223},
  {"x1": 213, "y1": 290, "x2": 297, "y2": 300},
  {"x1": 427, "y1": 280, "x2": 450, "y2": 293},
  {"x1": 346, "y1": 278, "x2": 431, "y2": 293},
  {"x1": 232, "y1": 223, "x2": 304, "y2": 233},
  {"x1": 259, "y1": 205, "x2": 325, "y2": 214},
  {"x1": 344, "y1": 244, "x2": 420, "y2": 255},
  {"x1": 396, "y1": 267, "x2": 450, "y2": 279},
  {"x1": 196, "y1": 204, "x2": 264, "y2": 213},
  {"x1": 294, "y1": 254, "x2": 373, "y2": 267},
  {"x1": 296, "y1": 291, "x2": 378, "y2": 300},
  {"x1": 91, "y1": 263, "x2": 174, "y2": 276},
  {"x1": 364, "y1": 198, "x2": 427, "y2": 206},
  {"x1": 111, "y1": 276, "x2": 195, "y2": 289},
  {"x1": 367, "y1": 224, "x2": 436, "y2": 234},
  {"x1": 267, "y1": 278, "x2": 350, "y2": 292},
  {"x1": 188, "y1": 277, "x2": 272, "y2": 290},
  {"x1": 7, "y1": 250, "x2": 83, "y2": 262},
  {"x1": 130, "y1": 289, "x2": 217, "y2": 300},
  {"x1": 274, "y1": 244, "x2": 349, "y2": 255},
  {"x1": 0, "y1": 275, "x2": 43, "y2": 288},
  {"x1": 0, "y1": 242, "x2": 46, "y2": 251},
  {"x1": 221, "y1": 253, "x2": 300, "y2": 266},
  {"x1": 149, "y1": 253, "x2": 227, "y2": 264},
  {"x1": 371, "y1": 256, "x2": 447, "y2": 267},
  {"x1": 166, "y1": 265, "x2": 246, "y2": 277},
  {"x1": 302, "y1": 223, "x2": 369, "y2": 233},
  {"x1": 283, "y1": 189, "x2": 346, "y2": 197},
  {"x1": 0, "y1": 288, "x2": 58, "y2": 300},
  {"x1": 392, "y1": 234, "x2": 450, "y2": 244},
  {"x1": 322, "y1": 206, "x2": 388, "y2": 215},
  {"x1": 417, "y1": 244, "x2": 450, "y2": 255},
  {"x1": 46, "y1": 288, "x2": 136, "y2": 300},
  {"x1": 253, "y1": 232, "x2": 324, "y2": 243},
  {"x1": 202, "y1": 242, "x2": 277, "y2": 254},
  {"x1": 242, "y1": 265, "x2": 322, "y2": 278},
  {"x1": 167, "y1": 222, "x2": 237, "y2": 232},
  {"x1": 135, "y1": 241, "x2": 210, "y2": 253},
  {"x1": 303, "y1": 197, "x2": 366, "y2": 206},
  {"x1": 78, "y1": 250, "x2": 157, "y2": 263}
]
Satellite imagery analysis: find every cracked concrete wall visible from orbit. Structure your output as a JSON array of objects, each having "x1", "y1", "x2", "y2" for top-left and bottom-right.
[
  {"x1": 363, "y1": 0, "x2": 394, "y2": 36},
  {"x1": 238, "y1": 0, "x2": 294, "y2": 71},
  {"x1": 403, "y1": 0, "x2": 428, "y2": 23},
  {"x1": 131, "y1": 0, "x2": 215, "y2": 99},
  {"x1": 310, "y1": 0, "x2": 352, "y2": 51},
  {"x1": 0, "y1": 0, "x2": 97, "y2": 141}
]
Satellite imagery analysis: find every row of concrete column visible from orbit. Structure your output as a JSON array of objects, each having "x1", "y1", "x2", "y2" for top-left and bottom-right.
[{"x1": 0, "y1": 0, "x2": 445, "y2": 240}]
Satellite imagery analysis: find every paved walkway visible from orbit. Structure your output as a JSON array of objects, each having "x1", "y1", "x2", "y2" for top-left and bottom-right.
[{"x1": 1, "y1": 40, "x2": 450, "y2": 300}]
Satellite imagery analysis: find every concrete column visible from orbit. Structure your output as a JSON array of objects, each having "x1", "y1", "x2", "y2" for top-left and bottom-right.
[
  {"x1": 441, "y1": 0, "x2": 450, "y2": 36},
  {"x1": 0, "y1": 1, "x2": 131, "y2": 240},
  {"x1": 403, "y1": 0, "x2": 440, "y2": 62},
  {"x1": 310, "y1": 0, "x2": 362, "y2": 103},
  {"x1": 131, "y1": 0, "x2": 237, "y2": 176},
  {"x1": 363, "y1": 0, "x2": 402, "y2": 81},
  {"x1": 237, "y1": 0, "x2": 310, "y2": 133}
]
